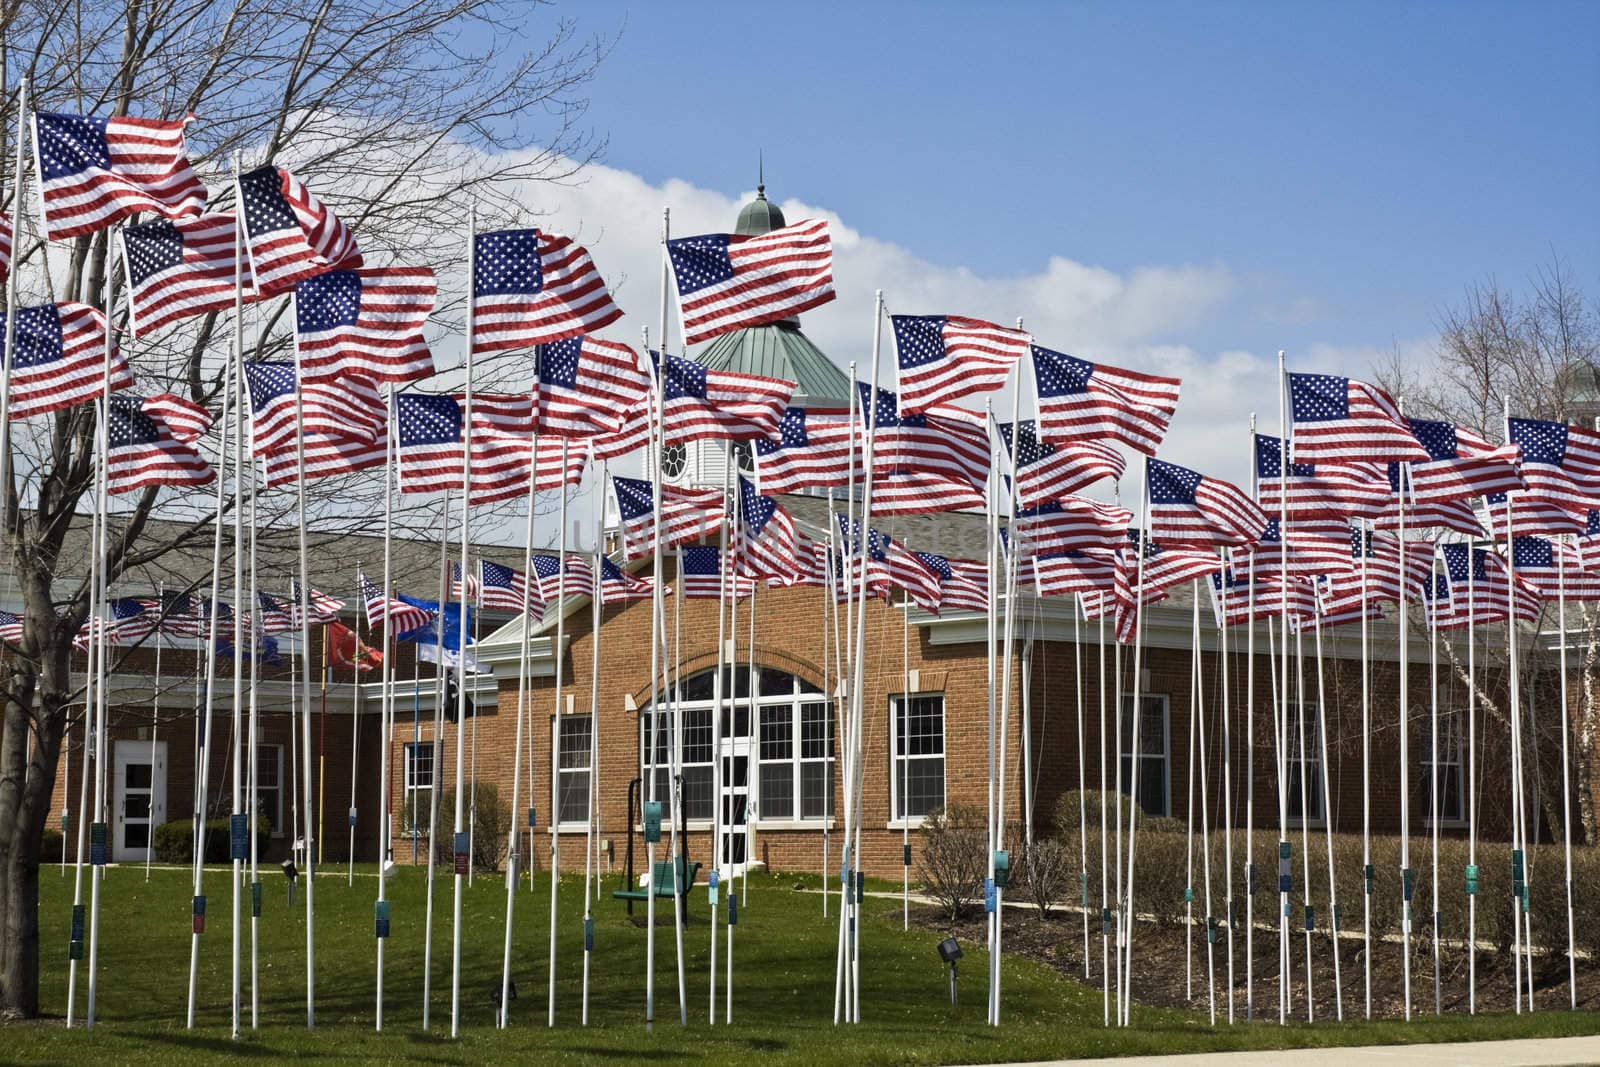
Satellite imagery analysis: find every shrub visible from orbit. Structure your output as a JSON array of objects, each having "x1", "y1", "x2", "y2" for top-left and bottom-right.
[
  {"x1": 39, "y1": 829, "x2": 63, "y2": 864},
  {"x1": 917, "y1": 804, "x2": 988, "y2": 924},
  {"x1": 1019, "y1": 837, "x2": 1072, "y2": 918},
  {"x1": 152, "y1": 817, "x2": 269, "y2": 864},
  {"x1": 437, "y1": 781, "x2": 512, "y2": 873}
]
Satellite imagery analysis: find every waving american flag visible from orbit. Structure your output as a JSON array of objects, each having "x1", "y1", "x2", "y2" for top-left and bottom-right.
[
  {"x1": 478, "y1": 560, "x2": 541, "y2": 612},
  {"x1": 1000, "y1": 419, "x2": 1123, "y2": 507},
  {"x1": 34, "y1": 112, "x2": 206, "y2": 239},
  {"x1": 864, "y1": 384, "x2": 991, "y2": 516},
  {"x1": 1508, "y1": 417, "x2": 1600, "y2": 515},
  {"x1": 534, "y1": 336, "x2": 649, "y2": 438},
  {"x1": 1253, "y1": 434, "x2": 1389, "y2": 523},
  {"x1": 1287, "y1": 372, "x2": 1428, "y2": 464},
  {"x1": 358, "y1": 572, "x2": 433, "y2": 635},
  {"x1": 655, "y1": 351, "x2": 793, "y2": 445},
  {"x1": 236, "y1": 165, "x2": 361, "y2": 295},
  {"x1": 105, "y1": 392, "x2": 214, "y2": 495},
  {"x1": 5, "y1": 303, "x2": 133, "y2": 420},
  {"x1": 1404, "y1": 418, "x2": 1523, "y2": 503},
  {"x1": 891, "y1": 314, "x2": 1030, "y2": 416},
  {"x1": 472, "y1": 229, "x2": 622, "y2": 353},
  {"x1": 121, "y1": 213, "x2": 251, "y2": 337},
  {"x1": 244, "y1": 362, "x2": 385, "y2": 455},
  {"x1": 668, "y1": 218, "x2": 835, "y2": 344},
  {"x1": 294, "y1": 267, "x2": 436, "y2": 384},
  {"x1": 1147, "y1": 459, "x2": 1268, "y2": 548},
  {"x1": 611, "y1": 475, "x2": 723, "y2": 560},
  {"x1": 679, "y1": 546, "x2": 756, "y2": 600},
  {"x1": 1031, "y1": 345, "x2": 1181, "y2": 456}
]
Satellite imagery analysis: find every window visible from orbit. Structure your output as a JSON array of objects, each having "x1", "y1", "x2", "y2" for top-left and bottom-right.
[
  {"x1": 403, "y1": 742, "x2": 435, "y2": 836},
  {"x1": 640, "y1": 666, "x2": 828, "y2": 826},
  {"x1": 1285, "y1": 703, "x2": 1324, "y2": 823},
  {"x1": 639, "y1": 707, "x2": 715, "y2": 824},
  {"x1": 891, "y1": 694, "x2": 945, "y2": 821},
  {"x1": 1423, "y1": 708, "x2": 1466, "y2": 825},
  {"x1": 1119, "y1": 695, "x2": 1170, "y2": 818},
  {"x1": 556, "y1": 716, "x2": 593, "y2": 826},
  {"x1": 255, "y1": 745, "x2": 284, "y2": 836}
]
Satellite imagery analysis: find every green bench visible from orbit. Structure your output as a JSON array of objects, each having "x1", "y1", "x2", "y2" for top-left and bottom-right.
[{"x1": 613, "y1": 858, "x2": 701, "y2": 903}]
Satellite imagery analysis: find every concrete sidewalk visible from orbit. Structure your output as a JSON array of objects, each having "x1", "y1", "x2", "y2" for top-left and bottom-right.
[{"x1": 990, "y1": 1035, "x2": 1600, "y2": 1067}]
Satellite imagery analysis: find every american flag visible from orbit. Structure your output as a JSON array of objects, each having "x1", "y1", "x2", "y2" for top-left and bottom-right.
[
  {"x1": 1508, "y1": 417, "x2": 1600, "y2": 515},
  {"x1": 358, "y1": 572, "x2": 434, "y2": 634},
  {"x1": 1238, "y1": 518, "x2": 1354, "y2": 581},
  {"x1": 588, "y1": 400, "x2": 653, "y2": 462},
  {"x1": 668, "y1": 218, "x2": 835, "y2": 344},
  {"x1": 599, "y1": 557, "x2": 656, "y2": 603},
  {"x1": 864, "y1": 384, "x2": 991, "y2": 516},
  {"x1": 289, "y1": 578, "x2": 344, "y2": 626},
  {"x1": 1253, "y1": 434, "x2": 1389, "y2": 522},
  {"x1": 1286, "y1": 372, "x2": 1428, "y2": 464},
  {"x1": 1405, "y1": 419, "x2": 1523, "y2": 503},
  {"x1": 1482, "y1": 491, "x2": 1584, "y2": 538},
  {"x1": 236, "y1": 165, "x2": 361, "y2": 295},
  {"x1": 1147, "y1": 459, "x2": 1268, "y2": 548},
  {"x1": 109, "y1": 598, "x2": 157, "y2": 644},
  {"x1": 0, "y1": 610, "x2": 22, "y2": 644},
  {"x1": 33, "y1": 112, "x2": 206, "y2": 239},
  {"x1": 1210, "y1": 570, "x2": 1321, "y2": 627},
  {"x1": 1000, "y1": 420, "x2": 1123, "y2": 507},
  {"x1": 752, "y1": 406, "x2": 855, "y2": 495},
  {"x1": 531, "y1": 553, "x2": 595, "y2": 603},
  {"x1": 1420, "y1": 571, "x2": 1456, "y2": 630},
  {"x1": 471, "y1": 229, "x2": 622, "y2": 353},
  {"x1": 72, "y1": 615, "x2": 120, "y2": 652},
  {"x1": 261, "y1": 425, "x2": 388, "y2": 487},
  {"x1": 1579, "y1": 510, "x2": 1600, "y2": 565},
  {"x1": 890, "y1": 314, "x2": 1030, "y2": 416},
  {"x1": 679, "y1": 546, "x2": 756, "y2": 599},
  {"x1": 394, "y1": 394, "x2": 585, "y2": 500},
  {"x1": 535, "y1": 336, "x2": 649, "y2": 438},
  {"x1": 450, "y1": 562, "x2": 479, "y2": 601},
  {"x1": 1437, "y1": 542, "x2": 1542, "y2": 624},
  {"x1": 914, "y1": 551, "x2": 989, "y2": 613},
  {"x1": 833, "y1": 514, "x2": 942, "y2": 610},
  {"x1": 244, "y1": 362, "x2": 385, "y2": 456},
  {"x1": 733, "y1": 477, "x2": 803, "y2": 582},
  {"x1": 253, "y1": 592, "x2": 295, "y2": 635},
  {"x1": 1116, "y1": 532, "x2": 1224, "y2": 602},
  {"x1": 149, "y1": 592, "x2": 207, "y2": 638},
  {"x1": 1311, "y1": 572, "x2": 1390, "y2": 630},
  {"x1": 611, "y1": 475, "x2": 723, "y2": 560},
  {"x1": 478, "y1": 560, "x2": 542, "y2": 612},
  {"x1": 1030, "y1": 549, "x2": 1116, "y2": 600},
  {"x1": 105, "y1": 392, "x2": 214, "y2": 495},
  {"x1": 1011, "y1": 496, "x2": 1132, "y2": 556},
  {"x1": 1349, "y1": 527, "x2": 1434, "y2": 604},
  {"x1": 1372, "y1": 464, "x2": 1484, "y2": 536},
  {"x1": 1031, "y1": 345, "x2": 1181, "y2": 456},
  {"x1": 5, "y1": 303, "x2": 133, "y2": 420},
  {"x1": 1509, "y1": 536, "x2": 1600, "y2": 601},
  {"x1": 144, "y1": 392, "x2": 211, "y2": 442},
  {"x1": 294, "y1": 267, "x2": 436, "y2": 384},
  {"x1": 655, "y1": 351, "x2": 793, "y2": 445},
  {"x1": 121, "y1": 213, "x2": 251, "y2": 337}
]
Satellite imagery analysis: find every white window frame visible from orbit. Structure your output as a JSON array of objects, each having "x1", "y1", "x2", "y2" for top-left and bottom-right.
[
  {"x1": 403, "y1": 741, "x2": 435, "y2": 838},
  {"x1": 555, "y1": 714, "x2": 594, "y2": 831},
  {"x1": 1285, "y1": 701, "x2": 1325, "y2": 826},
  {"x1": 1423, "y1": 706, "x2": 1468, "y2": 828},
  {"x1": 1119, "y1": 694, "x2": 1171, "y2": 819},
  {"x1": 889, "y1": 692, "x2": 946, "y2": 829},
  {"x1": 638, "y1": 705, "x2": 717, "y2": 828},
  {"x1": 255, "y1": 743, "x2": 284, "y2": 838}
]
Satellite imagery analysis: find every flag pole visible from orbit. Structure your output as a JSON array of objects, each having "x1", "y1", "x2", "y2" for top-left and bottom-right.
[
  {"x1": 582, "y1": 466, "x2": 606, "y2": 1025},
  {"x1": 1361, "y1": 515, "x2": 1372, "y2": 1018},
  {"x1": 642, "y1": 208, "x2": 670, "y2": 1030},
  {"x1": 1466, "y1": 527, "x2": 1478, "y2": 1014},
  {"x1": 289, "y1": 284, "x2": 319, "y2": 1030},
  {"x1": 498, "y1": 414, "x2": 537, "y2": 1029},
  {"x1": 375, "y1": 389, "x2": 396, "y2": 1031},
  {"x1": 1118, "y1": 456, "x2": 1151, "y2": 1026},
  {"x1": 246, "y1": 389, "x2": 262, "y2": 1030},
  {"x1": 1275, "y1": 353, "x2": 1290, "y2": 1026},
  {"x1": 1075, "y1": 605, "x2": 1089, "y2": 980},
  {"x1": 1185, "y1": 617, "x2": 1197, "y2": 1005},
  {"x1": 547, "y1": 438, "x2": 570, "y2": 1028},
  {"x1": 983, "y1": 407, "x2": 998, "y2": 1026},
  {"x1": 65, "y1": 414, "x2": 101, "y2": 1029},
  {"x1": 185, "y1": 265, "x2": 235, "y2": 1029},
  {"x1": 149, "y1": 583, "x2": 163, "y2": 883},
  {"x1": 1217, "y1": 550, "x2": 1235, "y2": 1023},
  {"x1": 1294, "y1": 626, "x2": 1312, "y2": 1021},
  {"x1": 230, "y1": 229, "x2": 247, "y2": 1038},
  {"x1": 1501, "y1": 395, "x2": 1530, "y2": 1013},
  {"x1": 1194, "y1": 590, "x2": 1217, "y2": 1026},
  {"x1": 421, "y1": 487, "x2": 451, "y2": 1030},
  {"x1": 1245, "y1": 413, "x2": 1257, "y2": 1023},
  {"x1": 85, "y1": 392, "x2": 111, "y2": 1030},
  {"x1": 832, "y1": 372, "x2": 858, "y2": 1026},
  {"x1": 1397, "y1": 405, "x2": 1412, "y2": 1022},
  {"x1": 1557, "y1": 531, "x2": 1577, "y2": 1008},
  {"x1": 1313, "y1": 611, "x2": 1342, "y2": 1019},
  {"x1": 349, "y1": 603, "x2": 362, "y2": 885},
  {"x1": 1096, "y1": 593, "x2": 1109, "y2": 1025},
  {"x1": 708, "y1": 462, "x2": 731, "y2": 1022},
  {"x1": 901, "y1": 593, "x2": 910, "y2": 932},
  {"x1": 1429, "y1": 560, "x2": 1442, "y2": 1015},
  {"x1": 450, "y1": 209, "x2": 478, "y2": 1039}
]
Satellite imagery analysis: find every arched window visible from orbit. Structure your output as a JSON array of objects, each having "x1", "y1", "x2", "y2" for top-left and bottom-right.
[{"x1": 639, "y1": 665, "x2": 833, "y2": 827}]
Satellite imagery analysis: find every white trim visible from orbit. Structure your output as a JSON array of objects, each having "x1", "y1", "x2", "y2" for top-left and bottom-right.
[{"x1": 889, "y1": 690, "x2": 947, "y2": 822}]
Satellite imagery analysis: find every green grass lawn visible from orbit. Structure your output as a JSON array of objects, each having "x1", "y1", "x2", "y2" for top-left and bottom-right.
[{"x1": 9, "y1": 861, "x2": 1600, "y2": 1064}]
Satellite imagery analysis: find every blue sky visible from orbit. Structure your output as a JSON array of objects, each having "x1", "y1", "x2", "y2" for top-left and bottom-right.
[{"x1": 566, "y1": 0, "x2": 1597, "y2": 362}]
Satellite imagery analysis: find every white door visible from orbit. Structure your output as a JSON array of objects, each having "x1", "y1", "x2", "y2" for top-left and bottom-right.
[
  {"x1": 717, "y1": 705, "x2": 752, "y2": 879},
  {"x1": 114, "y1": 740, "x2": 166, "y2": 863}
]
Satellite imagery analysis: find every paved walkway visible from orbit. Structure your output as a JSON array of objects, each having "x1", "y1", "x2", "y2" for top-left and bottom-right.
[{"x1": 992, "y1": 1035, "x2": 1600, "y2": 1067}]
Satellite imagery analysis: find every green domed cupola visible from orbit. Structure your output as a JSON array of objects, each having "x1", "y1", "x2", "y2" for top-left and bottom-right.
[{"x1": 734, "y1": 180, "x2": 786, "y2": 236}]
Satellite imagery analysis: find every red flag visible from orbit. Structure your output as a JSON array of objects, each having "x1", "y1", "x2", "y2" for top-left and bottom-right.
[{"x1": 327, "y1": 620, "x2": 381, "y2": 672}]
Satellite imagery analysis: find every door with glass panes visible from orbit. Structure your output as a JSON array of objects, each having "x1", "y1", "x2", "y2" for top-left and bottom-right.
[{"x1": 113, "y1": 740, "x2": 166, "y2": 862}]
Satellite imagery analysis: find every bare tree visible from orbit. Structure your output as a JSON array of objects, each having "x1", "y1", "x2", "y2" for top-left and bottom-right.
[
  {"x1": 0, "y1": 0, "x2": 611, "y2": 1018},
  {"x1": 1379, "y1": 254, "x2": 1600, "y2": 847}
]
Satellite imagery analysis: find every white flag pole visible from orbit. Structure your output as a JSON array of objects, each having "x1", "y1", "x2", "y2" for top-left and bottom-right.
[
  {"x1": 1313, "y1": 611, "x2": 1342, "y2": 1019},
  {"x1": 547, "y1": 438, "x2": 569, "y2": 1028},
  {"x1": 1075, "y1": 606, "x2": 1089, "y2": 980},
  {"x1": 1501, "y1": 395, "x2": 1532, "y2": 1013},
  {"x1": 1430, "y1": 564, "x2": 1442, "y2": 1015},
  {"x1": 65, "y1": 428, "x2": 101, "y2": 1028},
  {"x1": 1245, "y1": 414, "x2": 1257, "y2": 1023},
  {"x1": 149, "y1": 584, "x2": 163, "y2": 884},
  {"x1": 375, "y1": 391, "x2": 395, "y2": 1031},
  {"x1": 1112, "y1": 587, "x2": 1124, "y2": 1023},
  {"x1": 0, "y1": 77, "x2": 29, "y2": 556},
  {"x1": 229, "y1": 210, "x2": 246, "y2": 1039},
  {"x1": 642, "y1": 209, "x2": 670, "y2": 1029},
  {"x1": 1396, "y1": 411, "x2": 1412, "y2": 1022},
  {"x1": 582, "y1": 471, "x2": 605, "y2": 1025},
  {"x1": 1194, "y1": 591, "x2": 1217, "y2": 1026},
  {"x1": 708, "y1": 464, "x2": 730, "y2": 1021},
  {"x1": 1275, "y1": 354, "x2": 1291, "y2": 1026},
  {"x1": 1096, "y1": 596, "x2": 1109, "y2": 1025},
  {"x1": 421, "y1": 488, "x2": 451, "y2": 1030},
  {"x1": 85, "y1": 396, "x2": 111, "y2": 1030},
  {"x1": 1217, "y1": 551, "x2": 1236, "y2": 1023},
  {"x1": 832, "y1": 372, "x2": 858, "y2": 1027},
  {"x1": 982, "y1": 409, "x2": 998, "y2": 1024},
  {"x1": 901, "y1": 593, "x2": 909, "y2": 931},
  {"x1": 1185, "y1": 622, "x2": 1197, "y2": 1005},
  {"x1": 184, "y1": 270, "x2": 235, "y2": 1030},
  {"x1": 1557, "y1": 532, "x2": 1577, "y2": 1008},
  {"x1": 1294, "y1": 626, "x2": 1312, "y2": 1021},
  {"x1": 289, "y1": 286, "x2": 319, "y2": 1030},
  {"x1": 1118, "y1": 457, "x2": 1151, "y2": 1025},
  {"x1": 1466, "y1": 529, "x2": 1478, "y2": 1014},
  {"x1": 246, "y1": 407, "x2": 262, "y2": 1030}
]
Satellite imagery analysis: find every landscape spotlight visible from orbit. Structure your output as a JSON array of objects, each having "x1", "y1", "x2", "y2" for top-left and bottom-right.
[
  {"x1": 281, "y1": 858, "x2": 298, "y2": 906},
  {"x1": 937, "y1": 937, "x2": 963, "y2": 1005}
]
